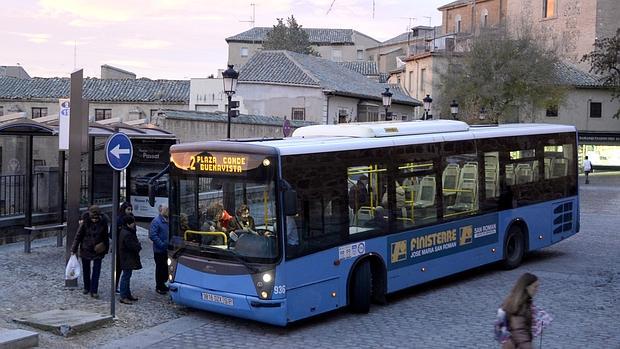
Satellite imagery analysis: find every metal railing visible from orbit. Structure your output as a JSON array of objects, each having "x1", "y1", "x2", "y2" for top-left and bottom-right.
[{"x1": 1, "y1": 170, "x2": 125, "y2": 218}]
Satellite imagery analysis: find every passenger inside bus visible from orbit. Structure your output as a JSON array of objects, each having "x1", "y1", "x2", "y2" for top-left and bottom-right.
[{"x1": 235, "y1": 204, "x2": 256, "y2": 232}]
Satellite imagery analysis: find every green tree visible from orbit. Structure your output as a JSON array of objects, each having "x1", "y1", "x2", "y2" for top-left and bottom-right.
[
  {"x1": 581, "y1": 28, "x2": 620, "y2": 119},
  {"x1": 263, "y1": 15, "x2": 319, "y2": 56},
  {"x1": 438, "y1": 27, "x2": 566, "y2": 123}
]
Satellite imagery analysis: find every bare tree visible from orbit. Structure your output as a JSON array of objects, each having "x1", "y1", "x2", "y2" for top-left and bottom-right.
[
  {"x1": 581, "y1": 28, "x2": 620, "y2": 119},
  {"x1": 438, "y1": 27, "x2": 566, "y2": 123}
]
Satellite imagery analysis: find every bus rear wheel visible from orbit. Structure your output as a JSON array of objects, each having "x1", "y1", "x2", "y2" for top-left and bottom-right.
[
  {"x1": 502, "y1": 225, "x2": 525, "y2": 269},
  {"x1": 350, "y1": 259, "x2": 371, "y2": 313}
]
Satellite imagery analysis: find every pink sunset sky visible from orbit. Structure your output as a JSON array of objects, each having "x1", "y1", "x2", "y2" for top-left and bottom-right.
[{"x1": 1, "y1": 0, "x2": 447, "y2": 79}]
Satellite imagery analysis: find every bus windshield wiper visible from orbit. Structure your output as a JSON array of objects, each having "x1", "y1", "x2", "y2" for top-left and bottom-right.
[{"x1": 200, "y1": 246, "x2": 259, "y2": 273}]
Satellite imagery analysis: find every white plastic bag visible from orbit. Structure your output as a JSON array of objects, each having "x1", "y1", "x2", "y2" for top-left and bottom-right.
[{"x1": 65, "y1": 254, "x2": 81, "y2": 280}]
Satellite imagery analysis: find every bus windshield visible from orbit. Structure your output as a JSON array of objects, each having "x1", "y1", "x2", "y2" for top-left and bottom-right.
[{"x1": 169, "y1": 151, "x2": 279, "y2": 264}]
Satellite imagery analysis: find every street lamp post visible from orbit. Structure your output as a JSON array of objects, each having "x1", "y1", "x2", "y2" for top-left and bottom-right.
[
  {"x1": 222, "y1": 64, "x2": 239, "y2": 139},
  {"x1": 381, "y1": 87, "x2": 393, "y2": 121},
  {"x1": 422, "y1": 94, "x2": 433, "y2": 120},
  {"x1": 450, "y1": 100, "x2": 459, "y2": 120}
]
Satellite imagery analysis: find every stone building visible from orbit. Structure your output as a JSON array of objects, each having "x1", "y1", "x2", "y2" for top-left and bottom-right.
[
  {"x1": 225, "y1": 27, "x2": 380, "y2": 69},
  {"x1": 236, "y1": 50, "x2": 420, "y2": 124}
]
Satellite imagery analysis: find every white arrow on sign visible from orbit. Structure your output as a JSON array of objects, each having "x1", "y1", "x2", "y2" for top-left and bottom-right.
[{"x1": 110, "y1": 144, "x2": 131, "y2": 159}]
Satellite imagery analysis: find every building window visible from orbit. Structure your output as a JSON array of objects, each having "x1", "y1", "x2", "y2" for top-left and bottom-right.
[
  {"x1": 0, "y1": 106, "x2": 3, "y2": 116},
  {"x1": 368, "y1": 54, "x2": 374, "y2": 62},
  {"x1": 455, "y1": 15, "x2": 462, "y2": 33},
  {"x1": 240, "y1": 47, "x2": 249, "y2": 57},
  {"x1": 150, "y1": 109, "x2": 160, "y2": 117},
  {"x1": 31, "y1": 107, "x2": 48, "y2": 119},
  {"x1": 338, "y1": 108, "x2": 349, "y2": 123},
  {"x1": 356, "y1": 49, "x2": 364, "y2": 61},
  {"x1": 95, "y1": 108, "x2": 112, "y2": 121},
  {"x1": 357, "y1": 104, "x2": 379, "y2": 122},
  {"x1": 420, "y1": 68, "x2": 426, "y2": 95},
  {"x1": 589, "y1": 102, "x2": 602, "y2": 118},
  {"x1": 546, "y1": 105, "x2": 558, "y2": 117},
  {"x1": 543, "y1": 0, "x2": 555, "y2": 18},
  {"x1": 291, "y1": 108, "x2": 305, "y2": 121},
  {"x1": 481, "y1": 9, "x2": 489, "y2": 27},
  {"x1": 332, "y1": 49, "x2": 342, "y2": 62}
]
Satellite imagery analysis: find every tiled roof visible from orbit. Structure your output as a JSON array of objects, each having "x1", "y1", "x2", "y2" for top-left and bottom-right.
[
  {"x1": 338, "y1": 61, "x2": 379, "y2": 76},
  {"x1": 553, "y1": 62, "x2": 607, "y2": 88},
  {"x1": 161, "y1": 109, "x2": 316, "y2": 127},
  {"x1": 226, "y1": 27, "x2": 357, "y2": 45},
  {"x1": 239, "y1": 50, "x2": 420, "y2": 106},
  {"x1": 0, "y1": 77, "x2": 189, "y2": 103},
  {"x1": 438, "y1": 0, "x2": 469, "y2": 10}
]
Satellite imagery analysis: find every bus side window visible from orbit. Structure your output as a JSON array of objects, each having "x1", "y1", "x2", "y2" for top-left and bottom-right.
[
  {"x1": 348, "y1": 165, "x2": 387, "y2": 235},
  {"x1": 444, "y1": 154, "x2": 479, "y2": 219},
  {"x1": 396, "y1": 161, "x2": 438, "y2": 230}
]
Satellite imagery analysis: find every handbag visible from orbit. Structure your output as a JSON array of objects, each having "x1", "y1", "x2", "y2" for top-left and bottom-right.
[{"x1": 94, "y1": 242, "x2": 107, "y2": 254}]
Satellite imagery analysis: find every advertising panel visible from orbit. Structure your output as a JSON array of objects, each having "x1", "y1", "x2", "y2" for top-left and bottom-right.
[
  {"x1": 387, "y1": 214, "x2": 499, "y2": 270},
  {"x1": 128, "y1": 139, "x2": 175, "y2": 218}
]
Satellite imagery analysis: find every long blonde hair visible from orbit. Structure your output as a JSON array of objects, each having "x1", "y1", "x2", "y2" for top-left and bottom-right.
[{"x1": 502, "y1": 272, "x2": 538, "y2": 315}]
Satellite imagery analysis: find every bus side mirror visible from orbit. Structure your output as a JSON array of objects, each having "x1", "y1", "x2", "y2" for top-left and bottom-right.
[
  {"x1": 148, "y1": 183, "x2": 156, "y2": 207},
  {"x1": 283, "y1": 190, "x2": 297, "y2": 216}
]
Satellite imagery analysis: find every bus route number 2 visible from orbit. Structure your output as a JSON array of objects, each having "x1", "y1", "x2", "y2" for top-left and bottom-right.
[{"x1": 273, "y1": 285, "x2": 286, "y2": 295}]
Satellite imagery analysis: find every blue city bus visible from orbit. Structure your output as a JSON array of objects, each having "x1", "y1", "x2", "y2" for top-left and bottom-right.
[{"x1": 162, "y1": 120, "x2": 578, "y2": 326}]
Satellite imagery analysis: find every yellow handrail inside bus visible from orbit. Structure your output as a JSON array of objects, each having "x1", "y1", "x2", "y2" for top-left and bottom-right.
[{"x1": 184, "y1": 230, "x2": 228, "y2": 245}]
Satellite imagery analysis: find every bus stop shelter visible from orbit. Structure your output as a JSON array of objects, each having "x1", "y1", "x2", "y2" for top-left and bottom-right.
[{"x1": 0, "y1": 115, "x2": 176, "y2": 250}]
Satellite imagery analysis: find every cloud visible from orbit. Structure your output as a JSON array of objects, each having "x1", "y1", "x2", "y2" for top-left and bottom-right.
[
  {"x1": 105, "y1": 59, "x2": 151, "y2": 69},
  {"x1": 38, "y1": 0, "x2": 135, "y2": 22},
  {"x1": 119, "y1": 38, "x2": 172, "y2": 50},
  {"x1": 61, "y1": 39, "x2": 93, "y2": 46},
  {"x1": 8, "y1": 32, "x2": 51, "y2": 44}
]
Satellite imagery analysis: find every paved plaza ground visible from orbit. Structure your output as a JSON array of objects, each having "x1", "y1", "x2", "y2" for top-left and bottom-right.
[{"x1": 1, "y1": 173, "x2": 618, "y2": 348}]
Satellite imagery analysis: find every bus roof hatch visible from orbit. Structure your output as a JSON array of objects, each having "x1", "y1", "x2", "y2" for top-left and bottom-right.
[{"x1": 292, "y1": 120, "x2": 469, "y2": 138}]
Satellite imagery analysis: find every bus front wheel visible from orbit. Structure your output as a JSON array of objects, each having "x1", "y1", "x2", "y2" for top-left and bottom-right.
[
  {"x1": 502, "y1": 225, "x2": 525, "y2": 269},
  {"x1": 349, "y1": 259, "x2": 371, "y2": 313}
]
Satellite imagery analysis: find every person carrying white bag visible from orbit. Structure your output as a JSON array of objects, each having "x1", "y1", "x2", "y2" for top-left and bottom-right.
[{"x1": 65, "y1": 254, "x2": 82, "y2": 280}]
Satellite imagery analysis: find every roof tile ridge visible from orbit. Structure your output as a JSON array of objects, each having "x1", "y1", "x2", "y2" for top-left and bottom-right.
[{"x1": 281, "y1": 51, "x2": 321, "y2": 85}]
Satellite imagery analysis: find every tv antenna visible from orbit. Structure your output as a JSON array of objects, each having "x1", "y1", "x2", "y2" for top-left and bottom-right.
[
  {"x1": 327, "y1": 0, "x2": 375, "y2": 18},
  {"x1": 397, "y1": 17, "x2": 416, "y2": 31},
  {"x1": 240, "y1": 3, "x2": 256, "y2": 27},
  {"x1": 423, "y1": 16, "x2": 432, "y2": 26}
]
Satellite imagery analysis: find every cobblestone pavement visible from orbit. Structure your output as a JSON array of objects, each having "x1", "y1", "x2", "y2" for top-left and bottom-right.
[
  {"x1": 2, "y1": 173, "x2": 619, "y2": 348},
  {"x1": 0, "y1": 225, "x2": 190, "y2": 349}
]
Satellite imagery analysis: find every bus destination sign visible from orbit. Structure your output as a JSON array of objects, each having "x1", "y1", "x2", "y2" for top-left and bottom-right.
[{"x1": 189, "y1": 154, "x2": 249, "y2": 174}]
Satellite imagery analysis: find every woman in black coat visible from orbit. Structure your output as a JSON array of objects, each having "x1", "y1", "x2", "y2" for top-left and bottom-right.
[
  {"x1": 71, "y1": 205, "x2": 109, "y2": 299},
  {"x1": 114, "y1": 201, "x2": 133, "y2": 293},
  {"x1": 119, "y1": 214, "x2": 142, "y2": 304}
]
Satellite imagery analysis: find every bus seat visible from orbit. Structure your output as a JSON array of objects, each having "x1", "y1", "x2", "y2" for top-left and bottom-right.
[
  {"x1": 551, "y1": 158, "x2": 568, "y2": 178},
  {"x1": 458, "y1": 163, "x2": 478, "y2": 188},
  {"x1": 443, "y1": 164, "x2": 460, "y2": 191},
  {"x1": 515, "y1": 163, "x2": 533, "y2": 184},
  {"x1": 485, "y1": 179, "x2": 497, "y2": 198},
  {"x1": 414, "y1": 176, "x2": 436, "y2": 208},
  {"x1": 505, "y1": 164, "x2": 515, "y2": 185},
  {"x1": 449, "y1": 178, "x2": 477, "y2": 212}
]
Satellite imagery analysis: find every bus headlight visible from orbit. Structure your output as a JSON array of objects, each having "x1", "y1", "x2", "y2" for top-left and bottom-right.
[
  {"x1": 167, "y1": 258, "x2": 172, "y2": 266},
  {"x1": 262, "y1": 158, "x2": 271, "y2": 167},
  {"x1": 251, "y1": 270, "x2": 276, "y2": 300}
]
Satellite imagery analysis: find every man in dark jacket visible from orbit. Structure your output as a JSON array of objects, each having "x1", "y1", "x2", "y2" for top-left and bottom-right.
[
  {"x1": 71, "y1": 205, "x2": 109, "y2": 299},
  {"x1": 149, "y1": 205, "x2": 169, "y2": 294},
  {"x1": 119, "y1": 214, "x2": 142, "y2": 304}
]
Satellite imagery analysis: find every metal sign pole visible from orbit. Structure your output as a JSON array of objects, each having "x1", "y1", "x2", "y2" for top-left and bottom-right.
[
  {"x1": 110, "y1": 170, "x2": 119, "y2": 318},
  {"x1": 105, "y1": 132, "x2": 133, "y2": 319}
]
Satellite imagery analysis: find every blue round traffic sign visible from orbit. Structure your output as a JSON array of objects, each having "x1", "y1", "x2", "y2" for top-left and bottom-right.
[{"x1": 105, "y1": 133, "x2": 133, "y2": 171}]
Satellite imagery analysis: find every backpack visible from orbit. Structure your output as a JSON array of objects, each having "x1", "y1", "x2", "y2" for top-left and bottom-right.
[{"x1": 494, "y1": 308, "x2": 511, "y2": 344}]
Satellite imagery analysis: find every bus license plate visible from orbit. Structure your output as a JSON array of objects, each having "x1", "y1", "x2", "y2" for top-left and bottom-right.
[{"x1": 202, "y1": 292, "x2": 234, "y2": 306}]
